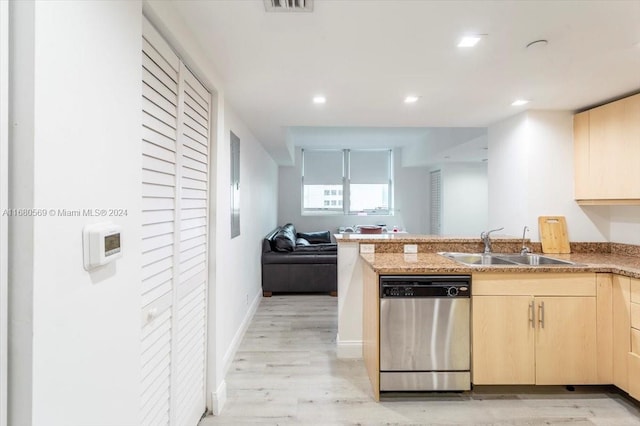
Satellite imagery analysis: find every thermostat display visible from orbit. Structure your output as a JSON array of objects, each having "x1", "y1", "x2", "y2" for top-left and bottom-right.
[{"x1": 83, "y1": 222, "x2": 122, "y2": 271}]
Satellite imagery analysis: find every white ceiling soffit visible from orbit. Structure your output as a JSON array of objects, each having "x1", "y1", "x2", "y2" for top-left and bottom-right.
[
  {"x1": 170, "y1": 1, "x2": 640, "y2": 166},
  {"x1": 264, "y1": 0, "x2": 313, "y2": 13}
]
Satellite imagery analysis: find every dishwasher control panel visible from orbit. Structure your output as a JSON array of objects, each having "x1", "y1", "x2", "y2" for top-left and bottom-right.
[{"x1": 380, "y1": 275, "x2": 471, "y2": 298}]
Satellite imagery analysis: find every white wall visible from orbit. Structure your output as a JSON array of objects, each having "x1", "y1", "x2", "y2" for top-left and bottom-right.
[
  {"x1": 213, "y1": 103, "x2": 278, "y2": 404},
  {"x1": 440, "y1": 163, "x2": 488, "y2": 236},
  {"x1": 10, "y1": 2, "x2": 142, "y2": 425},
  {"x1": 488, "y1": 110, "x2": 609, "y2": 242},
  {"x1": 278, "y1": 148, "x2": 430, "y2": 234},
  {"x1": 609, "y1": 206, "x2": 640, "y2": 245}
]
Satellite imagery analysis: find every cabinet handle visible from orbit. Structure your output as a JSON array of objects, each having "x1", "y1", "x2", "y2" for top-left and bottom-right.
[
  {"x1": 538, "y1": 301, "x2": 545, "y2": 328},
  {"x1": 529, "y1": 300, "x2": 535, "y2": 328}
]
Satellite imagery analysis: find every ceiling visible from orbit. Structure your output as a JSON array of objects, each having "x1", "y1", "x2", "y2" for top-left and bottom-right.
[{"x1": 168, "y1": 0, "x2": 640, "y2": 165}]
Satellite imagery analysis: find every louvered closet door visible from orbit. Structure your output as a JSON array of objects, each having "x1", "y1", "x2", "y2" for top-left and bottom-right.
[
  {"x1": 141, "y1": 17, "x2": 209, "y2": 426},
  {"x1": 174, "y1": 64, "x2": 209, "y2": 426}
]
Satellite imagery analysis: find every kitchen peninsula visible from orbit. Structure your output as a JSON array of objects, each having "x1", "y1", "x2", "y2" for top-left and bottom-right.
[{"x1": 337, "y1": 233, "x2": 640, "y2": 401}]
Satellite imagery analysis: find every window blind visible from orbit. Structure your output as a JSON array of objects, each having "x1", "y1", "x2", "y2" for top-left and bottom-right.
[
  {"x1": 349, "y1": 150, "x2": 391, "y2": 184},
  {"x1": 302, "y1": 149, "x2": 343, "y2": 185}
]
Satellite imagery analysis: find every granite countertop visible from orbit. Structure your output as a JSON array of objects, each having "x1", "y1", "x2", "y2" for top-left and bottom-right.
[{"x1": 359, "y1": 252, "x2": 640, "y2": 279}]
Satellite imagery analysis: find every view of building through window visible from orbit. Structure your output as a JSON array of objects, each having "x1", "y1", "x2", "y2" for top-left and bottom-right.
[{"x1": 302, "y1": 149, "x2": 392, "y2": 214}]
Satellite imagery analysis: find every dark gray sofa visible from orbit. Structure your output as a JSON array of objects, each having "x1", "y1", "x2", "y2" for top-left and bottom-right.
[{"x1": 261, "y1": 223, "x2": 337, "y2": 297}]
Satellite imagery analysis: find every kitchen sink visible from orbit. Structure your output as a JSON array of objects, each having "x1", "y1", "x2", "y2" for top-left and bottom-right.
[
  {"x1": 439, "y1": 252, "x2": 578, "y2": 266},
  {"x1": 440, "y1": 253, "x2": 519, "y2": 265},
  {"x1": 495, "y1": 254, "x2": 576, "y2": 266}
]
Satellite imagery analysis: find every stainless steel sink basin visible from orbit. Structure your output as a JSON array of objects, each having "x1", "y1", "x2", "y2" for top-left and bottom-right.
[
  {"x1": 442, "y1": 253, "x2": 519, "y2": 265},
  {"x1": 495, "y1": 254, "x2": 576, "y2": 266},
  {"x1": 439, "y1": 252, "x2": 578, "y2": 266}
]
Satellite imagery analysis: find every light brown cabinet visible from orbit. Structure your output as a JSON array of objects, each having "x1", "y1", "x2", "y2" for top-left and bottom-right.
[
  {"x1": 472, "y1": 273, "x2": 598, "y2": 385},
  {"x1": 573, "y1": 93, "x2": 640, "y2": 204}
]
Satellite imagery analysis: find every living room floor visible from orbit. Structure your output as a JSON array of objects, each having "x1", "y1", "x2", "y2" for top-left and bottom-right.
[{"x1": 199, "y1": 295, "x2": 640, "y2": 426}]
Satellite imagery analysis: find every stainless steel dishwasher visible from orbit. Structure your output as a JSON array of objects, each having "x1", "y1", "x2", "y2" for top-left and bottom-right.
[{"x1": 379, "y1": 275, "x2": 471, "y2": 392}]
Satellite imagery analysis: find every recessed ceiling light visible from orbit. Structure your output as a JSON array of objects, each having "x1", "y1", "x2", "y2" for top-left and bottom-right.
[
  {"x1": 404, "y1": 95, "x2": 419, "y2": 103},
  {"x1": 458, "y1": 36, "x2": 481, "y2": 47},
  {"x1": 511, "y1": 99, "x2": 529, "y2": 106},
  {"x1": 313, "y1": 95, "x2": 326, "y2": 104}
]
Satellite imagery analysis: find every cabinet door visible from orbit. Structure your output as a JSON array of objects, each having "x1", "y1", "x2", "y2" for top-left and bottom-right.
[
  {"x1": 613, "y1": 275, "x2": 631, "y2": 391},
  {"x1": 588, "y1": 94, "x2": 640, "y2": 200},
  {"x1": 472, "y1": 296, "x2": 535, "y2": 384},
  {"x1": 535, "y1": 297, "x2": 598, "y2": 385},
  {"x1": 629, "y1": 353, "x2": 640, "y2": 401}
]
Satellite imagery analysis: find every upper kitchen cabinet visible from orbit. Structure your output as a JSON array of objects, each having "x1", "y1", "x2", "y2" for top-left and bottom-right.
[{"x1": 574, "y1": 93, "x2": 640, "y2": 204}]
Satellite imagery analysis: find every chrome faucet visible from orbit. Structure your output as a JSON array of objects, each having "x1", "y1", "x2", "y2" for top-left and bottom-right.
[
  {"x1": 520, "y1": 226, "x2": 531, "y2": 255},
  {"x1": 480, "y1": 227, "x2": 504, "y2": 253}
]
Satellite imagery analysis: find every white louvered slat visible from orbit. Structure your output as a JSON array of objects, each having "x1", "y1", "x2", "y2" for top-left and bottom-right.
[
  {"x1": 183, "y1": 126, "x2": 208, "y2": 148},
  {"x1": 181, "y1": 167, "x2": 206, "y2": 182},
  {"x1": 142, "y1": 233, "x2": 174, "y2": 254},
  {"x1": 142, "y1": 54, "x2": 178, "y2": 97},
  {"x1": 142, "y1": 112, "x2": 177, "y2": 142},
  {"x1": 184, "y1": 103, "x2": 207, "y2": 129},
  {"x1": 142, "y1": 19, "x2": 209, "y2": 426},
  {"x1": 142, "y1": 256, "x2": 173, "y2": 280},
  {"x1": 143, "y1": 185, "x2": 174, "y2": 199},
  {"x1": 142, "y1": 67, "x2": 178, "y2": 104},
  {"x1": 184, "y1": 91, "x2": 208, "y2": 122},
  {"x1": 181, "y1": 188, "x2": 207, "y2": 201},
  {"x1": 180, "y1": 208, "x2": 206, "y2": 221},
  {"x1": 183, "y1": 72, "x2": 209, "y2": 109},
  {"x1": 180, "y1": 216, "x2": 207, "y2": 232},
  {"x1": 142, "y1": 222, "x2": 174, "y2": 240},
  {"x1": 142, "y1": 38, "x2": 178, "y2": 83},
  {"x1": 182, "y1": 145, "x2": 207, "y2": 164},
  {"x1": 143, "y1": 197, "x2": 175, "y2": 211},
  {"x1": 179, "y1": 235, "x2": 206, "y2": 252},
  {"x1": 142, "y1": 210, "x2": 174, "y2": 226},
  {"x1": 143, "y1": 139, "x2": 176, "y2": 164},
  {"x1": 181, "y1": 177, "x2": 207, "y2": 191},
  {"x1": 183, "y1": 115, "x2": 208, "y2": 139},
  {"x1": 181, "y1": 156, "x2": 207, "y2": 173},
  {"x1": 142, "y1": 127, "x2": 176, "y2": 153},
  {"x1": 182, "y1": 136, "x2": 207, "y2": 156},
  {"x1": 143, "y1": 169, "x2": 175, "y2": 187}
]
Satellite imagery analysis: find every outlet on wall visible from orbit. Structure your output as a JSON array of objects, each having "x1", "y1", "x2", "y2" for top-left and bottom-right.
[
  {"x1": 404, "y1": 244, "x2": 418, "y2": 254},
  {"x1": 360, "y1": 244, "x2": 375, "y2": 254}
]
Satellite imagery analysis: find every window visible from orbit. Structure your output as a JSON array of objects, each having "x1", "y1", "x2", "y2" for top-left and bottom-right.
[{"x1": 302, "y1": 149, "x2": 393, "y2": 215}]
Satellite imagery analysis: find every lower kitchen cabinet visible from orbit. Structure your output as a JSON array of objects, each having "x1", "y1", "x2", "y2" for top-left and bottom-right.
[
  {"x1": 612, "y1": 274, "x2": 631, "y2": 391},
  {"x1": 472, "y1": 273, "x2": 598, "y2": 386}
]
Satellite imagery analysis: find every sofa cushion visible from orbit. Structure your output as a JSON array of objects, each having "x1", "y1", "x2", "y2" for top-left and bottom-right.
[
  {"x1": 273, "y1": 224, "x2": 296, "y2": 252},
  {"x1": 297, "y1": 231, "x2": 332, "y2": 244},
  {"x1": 296, "y1": 237, "x2": 311, "y2": 246}
]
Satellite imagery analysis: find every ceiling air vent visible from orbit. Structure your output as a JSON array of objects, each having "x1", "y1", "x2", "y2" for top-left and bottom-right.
[{"x1": 264, "y1": 0, "x2": 313, "y2": 13}]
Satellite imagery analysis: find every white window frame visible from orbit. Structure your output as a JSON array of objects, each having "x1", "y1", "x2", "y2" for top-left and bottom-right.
[{"x1": 301, "y1": 148, "x2": 393, "y2": 216}]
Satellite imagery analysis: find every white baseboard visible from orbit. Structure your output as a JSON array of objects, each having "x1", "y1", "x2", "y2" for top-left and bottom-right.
[
  {"x1": 211, "y1": 290, "x2": 261, "y2": 415},
  {"x1": 336, "y1": 334, "x2": 362, "y2": 359},
  {"x1": 210, "y1": 380, "x2": 227, "y2": 416}
]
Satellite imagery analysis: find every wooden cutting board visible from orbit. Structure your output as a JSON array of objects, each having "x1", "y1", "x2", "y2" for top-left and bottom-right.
[{"x1": 538, "y1": 216, "x2": 570, "y2": 254}]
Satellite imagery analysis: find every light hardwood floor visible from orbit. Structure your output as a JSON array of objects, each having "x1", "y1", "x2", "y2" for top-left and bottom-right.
[{"x1": 200, "y1": 295, "x2": 640, "y2": 425}]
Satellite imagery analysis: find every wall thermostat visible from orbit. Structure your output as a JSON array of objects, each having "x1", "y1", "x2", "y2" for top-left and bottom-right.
[{"x1": 83, "y1": 222, "x2": 122, "y2": 271}]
